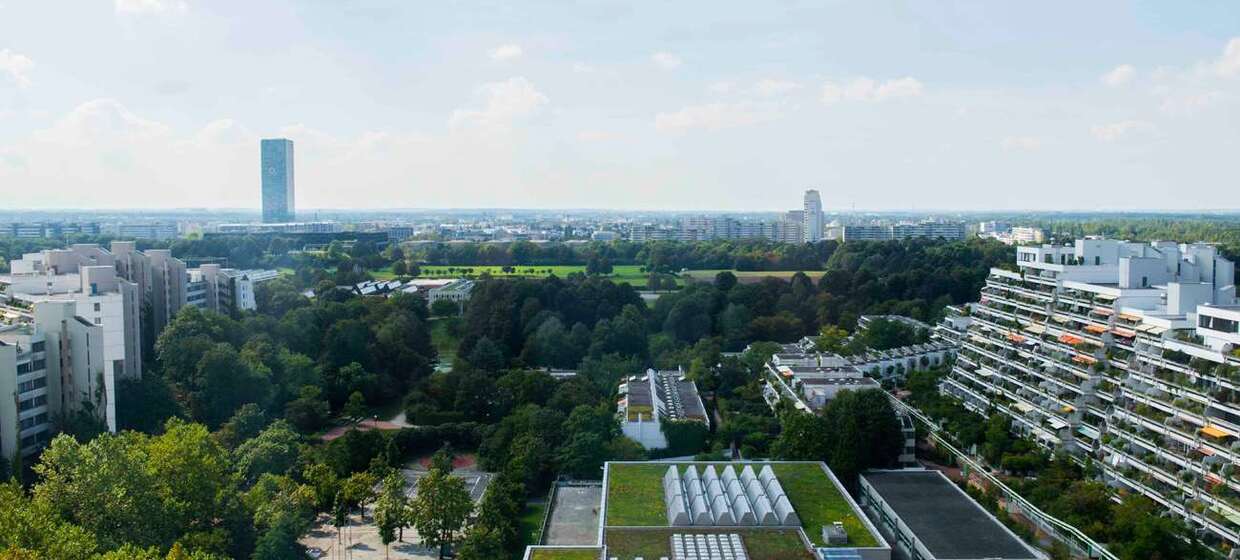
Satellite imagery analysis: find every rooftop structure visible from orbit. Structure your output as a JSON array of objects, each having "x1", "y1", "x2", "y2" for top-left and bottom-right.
[
  {"x1": 617, "y1": 369, "x2": 709, "y2": 449},
  {"x1": 859, "y1": 470, "x2": 1041, "y2": 560},
  {"x1": 524, "y1": 461, "x2": 889, "y2": 560},
  {"x1": 940, "y1": 238, "x2": 1240, "y2": 544}
]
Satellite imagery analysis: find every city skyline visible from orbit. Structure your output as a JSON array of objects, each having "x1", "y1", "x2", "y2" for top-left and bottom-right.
[{"x1": 1, "y1": 2, "x2": 1239, "y2": 212}]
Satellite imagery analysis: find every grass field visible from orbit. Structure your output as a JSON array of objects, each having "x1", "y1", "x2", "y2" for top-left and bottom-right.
[
  {"x1": 519, "y1": 501, "x2": 549, "y2": 550},
  {"x1": 528, "y1": 548, "x2": 601, "y2": 560},
  {"x1": 603, "y1": 463, "x2": 668, "y2": 526},
  {"x1": 429, "y1": 317, "x2": 460, "y2": 370},
  {"x1": 604, "y1": 528, "x2": 814, "y2": 560},
  {"x1": 770, "y1": 463, "x2": 878, "y2": 547},
  {"x1": 371, "y1": 264, "x2": 679, "y2": 288}
]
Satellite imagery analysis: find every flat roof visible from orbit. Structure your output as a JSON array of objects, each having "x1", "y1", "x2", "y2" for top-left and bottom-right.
[{"x1": 861, "y1": 470, "x2": 1038, "y2": 560}]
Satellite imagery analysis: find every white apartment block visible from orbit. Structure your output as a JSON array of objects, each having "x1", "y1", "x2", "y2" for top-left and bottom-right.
[
  {"x1": 6, "y1": 247, "x2": 144, "y2": 381},
  {"x1": 803, "y1": 189, "x2": 824, "y2": 243},
  {"x1": 842, "y1": 222, "x2": 968, "y2": 242},
  {"x1": 187, "y1": 265, "x2": 278, "y2": 313},
  {"x1": 940, "y1": 238, "x2": 1240, "y2": 544},
  {"x1": 1, "y1": 301, "x2": 112, "y2": 460}
]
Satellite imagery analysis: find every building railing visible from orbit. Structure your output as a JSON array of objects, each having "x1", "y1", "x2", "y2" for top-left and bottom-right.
[{"x1": 886, "y1": 394, "x2": 1120, "y2": 560}]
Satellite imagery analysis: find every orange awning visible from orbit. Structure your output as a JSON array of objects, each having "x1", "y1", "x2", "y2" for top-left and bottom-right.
[
  {"x1": 1112, "y1": 328, "x2": 1136, "y2": 338},
  {"x1": 1092, "y1": 307, "x2": 1113, "y2": 316},
  {"x1": 1007, "y1": 334, "x2": 1027, "y2": 343},
  {"x1": 1073, "y1": 354, "x2": 1098, "y2": 365},
  {"x1": 1119, "y1": 313, "x2": 1142, "y2": 322},
  {"x1": 1059, "y1": 334, "x2": 1085, "y2": 345},
  {"x1": 1084, "y1": 324, "x2": 1107, "y2": 334},
  {"x1": 1201, "y1": 425, "x2": 1231, "y2": 439},
  {"x1": 1200, "y1": 446, "x2": 1216, "y2": 456}
]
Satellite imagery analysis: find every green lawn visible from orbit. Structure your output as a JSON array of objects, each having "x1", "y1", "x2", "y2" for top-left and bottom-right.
[
  {"x1": 528, "y1": 548, "x2": 601, "y2": 560},
  {"x1": 770, "y1": 463, "x2": 878, "y2": 547},
  {"x1": 372, "y1": 264, "x2": 677, "y2": 288},
  {"x1": 604, "y1": 528, "x2": 814, "y2": 560},
  {"x1": 603, "y1": 463, "x2": 669, "y2": 526},
  {"x1": 520, "y1": 501, "x2": 549, "y2": 548},
  {"x1": 429, "y1": 317, "x2": 460, "y2": 369}
]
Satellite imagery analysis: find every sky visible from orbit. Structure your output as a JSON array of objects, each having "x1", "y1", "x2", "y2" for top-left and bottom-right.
[{"x1": 1, "y1": 1, "x2": 1239, "y2": 212}]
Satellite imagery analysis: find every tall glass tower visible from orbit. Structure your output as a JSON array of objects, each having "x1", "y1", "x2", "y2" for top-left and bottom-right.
[
  {"x1": 261, "y1": 139, "x2": 295, "y2": 223},
  {"x1": 802, "y1": 189, "x2": 823, "y2": 242}
]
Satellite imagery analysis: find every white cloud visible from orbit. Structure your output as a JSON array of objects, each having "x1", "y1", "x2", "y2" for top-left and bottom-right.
[
  {"x1": 449, "y1": 77, "x2": 549, "y2": 131},
  {"x1": 1090, "y1": 120, "x2": 1155, "y2": 142},
  {"x1": 0, "y1": 49, "x2": 34, "y2": 89},
  {"x1": 821, "y1": 76, "x2": 923, "y2": 103},
  {"x1": 1001, "y1": 136, "x2": 1042, "y2": 151},
  {"x1": 752, "y1": 79, "x2": 801, "y2": 97},
  {"x1": 572, "y1": 62, "x2": 595, "y2": 73},
  {"x1": 576, "y1": 130, "x2": 615, "y2": 142},
  {"x1": 652, "y1": 52, "x2": 682, "y2": 70},
  {"x1": 1101, "y1": 64, "x2": 1136, "y2": 87},
  {"x1": 36, "y1": 98, "x2": 170, "y2": 145},
  {"x1": 489, "y1": 44, "x2": 523, "y2": 61},
  {"x1": 1215, "y1": 37, "x2": 1240, "y2": 77},
  {"x1": 654, "y1": 102, "x2": 776, "y2": 132},
  {"x1": 707, "y1": 81, "x2": 735, "y2": 95},
  {"x1": 1159, "y1": 90, "x2": 1223, "y2": 116},
  {"x1": 114, "y1": 0, "x2": 186, "y2": 14}
]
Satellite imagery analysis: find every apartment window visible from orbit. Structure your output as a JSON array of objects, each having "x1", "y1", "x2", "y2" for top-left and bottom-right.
[
  {"x1": 31, "y1": 359, "x2": 45, "y2": 372},
  {"x1": 1200, "y1": 315, "x2": 1240, "y2": 334},
  {"x1": 93, "y1": 302, "x2": 100, "y2": 312},
  {"x1": 1094, "y1": 256, "x2": 1101, "y2": 265},
  {"x1": 19, "y1": 413, "x2": 48, "y2": 431},
  {"x1": 1142, "y1": 276, "x2": 1149, "y2": 288},
  {"x1": 16, "y1": 362, "x2": 31, "y2": 374},
  {"x1": 94, "y1": 318, "x2": 101, "y2": 325},
  {"x1": 31, "y1": 341, "x2": 45, "y2": 353},
  {"x1": 18, "y1": 394, "x2": 48, "y2": 412},
  {"x1": 18, "y1": 377, "x2": 47, "y2": 394}
]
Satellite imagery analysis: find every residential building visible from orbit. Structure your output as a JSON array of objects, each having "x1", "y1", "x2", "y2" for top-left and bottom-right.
[
  {"x1": 617, "y1": 368, "x2": 709, "y2": 449},
  {"x1": 859, "y1": 470, "x2": 1041, "y2": 560},
  {"x1": 763, "y1": 360, "x2": 881, "y2": 412},
  {"x1": 117, "y1": 222, "x2": 179, "y2": 240},
  {"x1": 940, "y1": 238, "x2": 1240, "y2": 544},
  {"x1": 187, "y1": 265, "x2": 278, "y2": 313},
  {"x1": 214, "y1": 221, "x2": 340, "y2": 235},
  {"x1": 1, "y1": 301, "x2": 114, "y2": 460},
  {"x1": 6, "y1": 247, "x2": 143, "y2": 380},
  {"x1": 842, "y1": 221, "x2": 967, "y2": 242},
  {"x1": 261, "y1": 138, "x2": 296, "y2": 223},
  {"x1": 803, "y1": 189, "x2": 824, "y2": 243},
  {"x1": 979, "y1": 225, "x2": 1047, "y2": 246}
]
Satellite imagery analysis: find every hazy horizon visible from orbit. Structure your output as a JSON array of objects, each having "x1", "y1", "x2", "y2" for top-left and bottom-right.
[{"x1": 2, "y1": 1, "x2": 1239, "y2": 211}]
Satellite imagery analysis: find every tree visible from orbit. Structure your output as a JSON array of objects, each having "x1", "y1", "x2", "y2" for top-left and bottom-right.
[
  {"x1": 373, "y1": 471, "x2": 408, "y2": 558},
  {"x1": 410, "y1": 469, "x2": 473, "y2": 559},
  {"x1": 233, "y1": 421, "x2": 301, "y2": 483},
  {"x1": 714, "y1": 270, "x2": 738, "y2": 292},
  {"x1": 284, "y1": 386, "x2": 330, "y2": 433},
  {"x1": 191, "y1": 344, "x2": 270, "y2": 429},
  {"x1": 456, "y1": 527, "x2": 506, "y2": 560},
  {"x1": 430, "y1": 299, "x2": 459, "y2": 317},
  {"x1": 117, "y1": 372, "x2": 184, "y2": 433},
  {"x1": 215, "y1": 403, "x2": 268, "y2": 449},
  {"x1": 250, "y1": 512, "x2": 305, "y2": 560},
  {"x1": 343, "y1": 391, "x2": 369, "y2": 424},
  {"x1": 465, "y1": 336, "x2": 505, "y2": 372}
]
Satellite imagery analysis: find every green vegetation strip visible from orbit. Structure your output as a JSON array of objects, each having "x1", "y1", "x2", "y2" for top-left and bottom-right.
[
  {"x1": 374, "y1": 264, "x2": 675, "y2": 287},
  {"x1": 520, "y1": 502, "x2": 549, "y2": 547},
  {"x1": 770, "y1": 463, "x2": 878, "y2": 547},
  {"x1": 604, "y1": 463, "x2": 670, "y2": 526},
  {"x1": 528, "y1": 547, "x2": 601, "y2": 560},
  {"x1": 604, "y1": 528, "x2": 814, "y2": 560}
]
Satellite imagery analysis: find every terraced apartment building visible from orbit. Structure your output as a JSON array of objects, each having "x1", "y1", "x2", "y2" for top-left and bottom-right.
[{"x1": 940, "y1": 238, "x2": 1240, "y2": 544}]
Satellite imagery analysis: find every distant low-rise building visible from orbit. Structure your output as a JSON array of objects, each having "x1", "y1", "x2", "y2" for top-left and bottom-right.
[
  {"x1": 117, "y1": 222, "x2": 179, "y2": 240},
  {"x1": 842, "y1": 221, "x2": 967, "y2": 242},
  {"x1": 617, "y1": 368, "x2": 709, "y2": 449}
]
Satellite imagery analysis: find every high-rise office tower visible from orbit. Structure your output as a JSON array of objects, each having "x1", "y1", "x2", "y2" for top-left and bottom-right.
[
  {"x1": 802, "y1": 189, "x2": 824, "y2": 243},
  {"x1": 261, "y1": 138, "x2": 295, "y2": 223}
]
